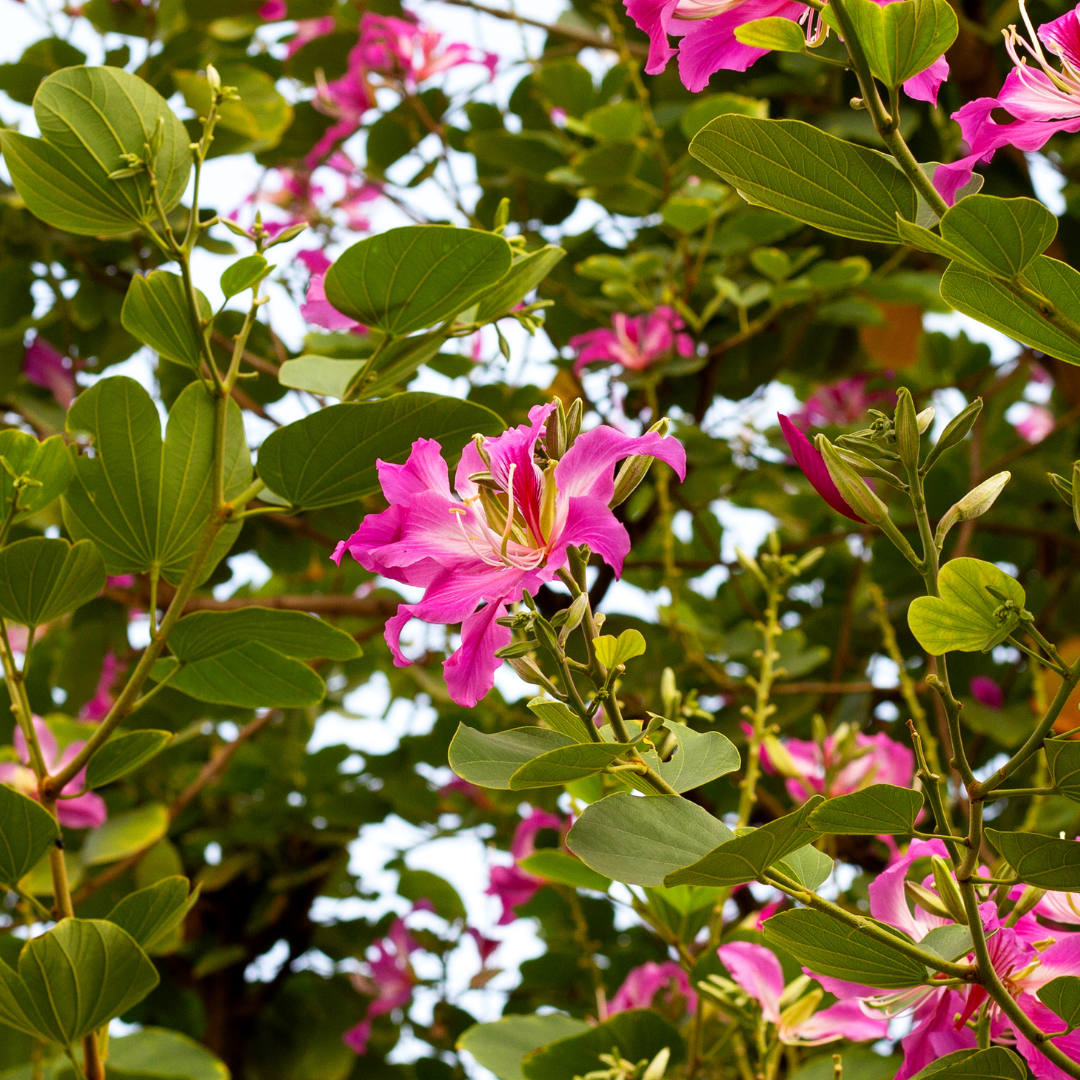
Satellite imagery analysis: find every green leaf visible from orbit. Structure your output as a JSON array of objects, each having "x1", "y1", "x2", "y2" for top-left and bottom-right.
[
  {"x1": 823, "y1": 0, "x2": 957, "y2": 88},
  {"x1": 0, "y1": 538, "x2": 105, "y2": 628},
  {"x1": 907, "y1": 558, "x2": 1025, "y2": 655},
  {"x1": 526, "y1": 697, "x2": 594, "y2": 741},
  {"x1": 0, "y1": 783, "x2": 59, "y2": 890},
  {"x1": 658, "y1": 724, "x2": 740, "y2": 793},
  {"x1": 458, "y1": 1015, "x2": 590, "y2": 1080},
  {"x1": 517, "y1": 850, "x2": 612, "y2": 892},
  {"x1": 1038, "y1": 976, "x2": 1080, "y2": 1030},
  {"x1": 919, "y1": 924, "x2": 975, "y2": 962},
  {"x1": 690, "y1": 116, "x2": 917, "y2": 243},
  {"x1": 762, "y1": 908, "x2": 928, "y2": 988},
  {"x1": 940, "y1": 256, "x2": 1080, "y2": 367},
  {"x1": 448, "y1": 725, "x2": 575, "y2": 789},
  {"x1": 808, "y1": 784, "x2": 924, "y2": 835},
  {"x1": 567, "y1": 792, "x2": 733, "y2": 886},
  {"x1": 86, "y1": 730, "x2": 174, "y2": 788},
  {"x1": 776, "y1": 843, "x2": 834, "y2": 890},
  {"x1": 168, "y1": 608, "x2": 360, "y2": 662},
  {"x1": 1045, "y1": 736, "x2": 1080, "y2": 804},
  {"x1": 106, "y1": 876, "x2": 199, "y2": 952},
  {"x1": 152, "y1": 643, "x2": 326, "y2": 708},
  {"x1": 19, "y1": 850, "x2": 82, "y2": 899},
  {"x1": 63, "y1": 378, "x2": 252, "y2": 585},
  {"x1": 0, "y1": 431, "x2": 73, "y2": 522},
  {"x1": 664, "y1": 797, "x2": 823, "y2": 887},
  {"x1": 474, "y1": 246, "x2": 566, "y2": 323},
  {"x1": 174, "y1": 65, "x2": 292, "y2": 154},
  {"x1": 522, "y1": 1010, "x2": 684, "y2": 1080},
  {"x1": 0, "y1": 67, "x2": 190, "y2": 236},
  {"x1": 985, "y1": 828, "x2": 1080, "y2": 890},
  {"x1": 256, "y1": 392, "x2": 504, "y2": 509},
  {"x1": 277, "y1": 356, "x2": 367, "y2": 399},
  {"x1": 911, "y1": 1048, "x2": 1027, "y2": 1080},
  {"x1": 509, "y1": 741, "x2": 633, "y2": 790},
  {"x1": 734, "y1": 17, "x2": 808, "y2": 52},
  {"x1": 397, "y1": 868, "x2": 467, "y2": 922},
  {"x1": 593, "y1": 629, "x2": 646, "y2": 668},
  {"x1": 324, "y1": 225, "x2": 514, "y2": 337},
  {"x1": 121, "y1": 271, "x2": 211, "y2": 370},
  {"x1": 221, "y1": 254, "x2": 269, "y2": 299},
  {"x1": 98, "y1": 1026, "x2": 230, "y2": 1080},
  {"x1": 81, "y1": 804, "x2": 169, "y2": 867},
  {"x1": 350, "y1": 332, "x2": 449, "y2": 401},
  {"x1": 0, "y1": 919, "x2": 158, "y2": 1046}
]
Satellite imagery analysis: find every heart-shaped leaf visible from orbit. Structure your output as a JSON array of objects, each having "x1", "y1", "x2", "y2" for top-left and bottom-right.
[
  {"x1": 809, "y1": 784, "x2": 924, "y2": 835},
  {"x1": 985, "y1": 828, "x2": 1080, "y2": 890},
  {"x1": 0, "y1": 431, "x2": 73, "y2": 522},
  {"x1": 167, "y1": 608, "x2": 360, "y2": 662},
  {"x1": 0, "y1": 537, "x2": 106, "y2": 628},
  {"x1": 1045, "y1": 736, "x2": 1080, "y2": 804},
  {"x1": 0, "y1": 782, "x2": 60, "y2": 890},
  {"x1": 1038, "y1": 976, "x2": 1080, "y2": 1029},
  {"x1": 458, "y1": 1014, "x2": 590, "y2": 1080},
  {"x1": 86, "y1": 730, "x2": 174, "y2": 788},
  {"x1": 593, "y1": 629, "x2": 646, "y2": 668},
  {"x1": 657, "y1": 723, "x2": 740, "y2": 793},
  {"x1": 106, "y1": 875, "x2": 199, "y2": 952},
  {"x1": 449, "y1": 725, "x2": 575, "y2": 789},
  {"x1": 509, "y1": 741, "x2": 632, "y2": 789}
]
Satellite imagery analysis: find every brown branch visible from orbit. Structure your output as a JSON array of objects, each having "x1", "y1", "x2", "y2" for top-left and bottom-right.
[
  {"x1": 103, "y1": 586, "x2": 399, "y2": 618},
  {"x1": 210, "y1": 329, "x2": 280, "y2": 378}
]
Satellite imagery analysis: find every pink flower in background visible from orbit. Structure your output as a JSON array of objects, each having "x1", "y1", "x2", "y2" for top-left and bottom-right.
[
  {"x1": 761, "y1": 729, "x2": 914, "y2": 802},
  {"x1": 309, "y1": 58, "x2": 374, "y2": 164},
  {"x1": 610, "y1": 960, "x2": 698, "y2": 1015},
  {"x1": 467, "y1": 927, "x2": 500, "y2": 966},
  {"x1": 795, "y1": 376, "x2": 895, "y2": 430},
  {"x1": 297, "y1": 253, "x2": 367, "y2": 333},
  {"x1": 81, "y1": 653, "x2": 120, "y2": 722},
  {"x1": 1015, "y1": 405, "x2": 1056, "y2": 444},
  {"x1": 778, "y1": 414, "x2": 865, "y2": 523},
  {"x1": 970, "y1": 675, "x2": 1005, "y2": 710},
  {"x1": 106, "y1": 574, "x2": 136, "y2": 589},
  {"x1": 332, "y1": 403, "x2": 685, "y2": 706},
  {"x1": 718, "y1": 941, "x2": 888, "y2": 1044},
  {"x1": 356, "y1": 13, "x2": 497, "y2": 88},
  {"x1": 286, "y1": 16, "x2": 337, "y2": 57},
  {"x1": 258, "y1": 0, "x2": 286, "y2": 20},
  {"x1": 0, "y1": 717, "x2": 107, "y2": 829},
  {"x1": 571, "y1": 307, "x2": 694, "y2": 375},
  {"x1": 23, "y1": 337, "x2": 77, "y2": 409},
  {"x1": 933, "y1": 1, "x2": 1080, "y2": 203},
  {"x1": 343, "y1": 916, "x2": 420, "y2": 1055},
  {"x1": 486, "y1": 808, "x2": 562, "y2": 924}
]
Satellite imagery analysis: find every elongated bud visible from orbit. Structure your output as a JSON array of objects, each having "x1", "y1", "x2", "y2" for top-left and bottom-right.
[
  {"x1": 478, "y1": 486, "x2": 508, "y2": 533},
  {"x1": 611, "y1": 455, "x2": 652, "y2": 508},
  {"x1": 836, "y1": 446, "x2": 906, "y2": 488},
  {"x1": 507, "y1": 655, "x2": 563, "y2": 697},
  {"x1": 494, "y1": 197, "x2": 510, "y2": 233},
  {"x1": 545, "y1": 400, "x2": 567, "y2": 460},
  {"x1": 1049, "y1": 471, "x2": 1074, "y2": 505},
  {"x1": 495, "y1": 640, "x2": 540, "y2": 659},
  {"x1": 812, "y1": 713, "x2": 828, "y2": 750},
  {"x1": 905, "y1": 880, "x2": 955, "y2": 922},
  {"x1": 894, "y1": 388, "x2": 921, "y2": 474},
  {"x1": 916, "y1": 406, "x2": 935, "y2": 433},
  {"x1": 794, "y1": 546, "x2": 825, "y2": 575},
  {"x1": 931, "y1": 856, "x2": 969, "y2": 925},
  {"x1": 566, "y1": 398, "x2": 583, "y2": 446},
  {"x1": 779, "y1": 973, "x2": 812, "y2": 1009},
  {"x1": 558, "y1": 592, "x2": 589, "y2": 641},
  {"x1": 206, "y1": 63, "x2": 221, "y2": 94},
  {"x1": 816, "y1": 436, "x2": 890, "y2": 524},
  {"x1": 266, "y1": 222, "x2": 308, "y2": 248},
  {"x1": 935, "y1": 472, "x2": 1011, "y2": 548},
  {"x1": 923, "y1": 398, "x2": 983, "y2": 473},
  {"x1": 762, "y1": 735, "x2": 802, "y2": 779},
  {"x1": 533, "y1": 615, "x2": 562, "y2": 658},
  {"x1": 661, "y1": 667, "x2": 680, "y2": 720},
  {"x1": 642, "y1": 1048, "x2": 670, "y2": 1080},
  {"x1": 1011, "y1": 885, "x2": 1046, "y2": 922},
  {"x1": 1072, "y1": 461, "x2": 1080, "y2": 536},
  {"x1": 473, "y1": 433, "x2": 492, "y2": 469},
  {"x1": 735, "y1": 546, "x2": 768, "y2": 588},
  {"x1": 780, "y1": 988, "x2": 824, "y2": 1032}
]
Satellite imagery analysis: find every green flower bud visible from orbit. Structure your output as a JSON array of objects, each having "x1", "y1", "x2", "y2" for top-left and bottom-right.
[
  {"x1": 894, "y1": 387, "x2": 921, "y2": 475},
  {"x1": 935, "y1": 471, "x2": 1011, "y2": 548},
  {"x1": 923, "y1": 398, "x2": 983, "y2": 474},
  {"x1": 816, "y1": 436, "x2": 890, "y2": 525},
  {"x1": 931, "y1": 856, "x2": 969, "y2": 925}
]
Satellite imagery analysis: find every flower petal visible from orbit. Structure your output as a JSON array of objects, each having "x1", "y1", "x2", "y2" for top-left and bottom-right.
[{"x1": 778, "y1": 414, "x2": 865, "y2": 522}]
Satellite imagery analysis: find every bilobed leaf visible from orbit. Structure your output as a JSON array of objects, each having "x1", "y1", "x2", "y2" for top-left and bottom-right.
[
  {"x1": 522, "y1": 1010, "x2": 684, "y2": 1080},
  {"x1": 919, "y1": 924, "x2": 975, "y2": 962},
  {"x1": 658, "y1": 723, "x2": 740, "y2": 793},
  {"x1": 99, "y1": 1026, "x2": 229, "y2": 1080},
  {"x1": 1038, "y1": 976, "x2": 1080, "y2": 1030},
  {"x1": 940, "y1": 196, "x2": 1057, "y2": 278},
  {"x1": 940, "y1": 256, "x2": 1080, "y2": 367},
  {"x1": 664, "y1": 797, "x2": 823, "y2": 887},
  {"x1": 0, "y1": 782, "x2": 59, "y2": 889},
  {"x1": 809, "y1": 784, "x2": 924, "y2": 835},
  {"x1": 449, "y1": 725, "x2": 575, "y2": 789},
  {"x1": 0, "y1": 66, "x2": 190, "y2": 236},
  {"x1": 86, "y1": 730, "x2": 174, "y2": 788},
  {"x1": 985, "y1": 828, "x2": 1080, "y2": 890},
  {"x1": 509, "y1": 741, "x2": 632, "y2": 789},
  {"x1": 106, "y1": 876, "x2": 199, "y2": 952},
  {"x1": 1045, "y1": 736, "x2": 1080, "y2": 804},
  {"x1": 221, "y1": 254, "x2": 269, "y2": 299},
  {"x1": 593, "y1": 629, "x2": 646, "y2": 668},
  {"x1": 567, "y1": 792, "x2": 733, "y2": 886},
  {"x1": 325, "y1": 225, "x2": 513, "y2": 336},
  {"x1": 0, "y1": 431, "x2": 73, "y2": 522},
  {"x1": 763, "y1": 908, "x2": 928, "y2": 988},
  {"x1": 690, "y1": 116, "x2": 918, "y2": 243},
  {"x1": 911, "y1": 1048, "x2": 1027, "y2": 1080},
  {"x1": 527, "y1": 697, "x2": 594, "y2": 741},
  {"x1": 517, "y1": 850, "x2": 612, "y2": 892},
  {"x1": 734, "y1": 17, "x2": 808, "y2": 52},
  {"x1": 168, "y1": 608, "x2": 360, "y2": 662},
  {"x1": 907, "y1": 558, "x2": 1025, "y2": 655},
  {"x1": 121, "y1": 271, "x2": 211, "y2": 370},
  {"x1": 0, "y1": 538, "x2": 105, "y2": 627},
  {"x1": 776, "y1": 843, "x2": 834, "y2": 890},
  {"x1": 63, "y1": 378, "x2": 251, "y2": 585},
  {"x1": 256, "y1": 392, "x2": 504, "y2": 509},
  {"x1": 350, "y1": 332, "x2": 448, "y2": 401},
  {"x1": 474, "y1": 245, "x2": 565, "y2": 323},
  {"x1": 458, "y1": 1014, "x2": 590, "y2": 1080},
  {"x1": 81, "y1": 804, "x2": 169, "y2": 867}
]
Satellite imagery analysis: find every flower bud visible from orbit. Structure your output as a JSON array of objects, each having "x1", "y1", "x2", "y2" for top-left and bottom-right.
[
  {"x1": 557, "y1": 592, "x2": 589, "y2": 642},
  {"x1": 266, "y1": 222, "x2": 309, "y2": 248},
  {"x1": 1072, "y1": 460, "x2": 1080, "y2": 536},
  {"x1": 611, "y1": 455, "x2": 652, "y2": 508},
  {"x1": 472, "y1": 433, "x2": 492, "y2": 469},
  {"x1": 544, "y1": 400, "x2": 567, "y2": 460},
  {"x1": 916, "y1": 406, "x2": 935, "y2": 434},
  {"x1": 206, "y1": 63, "x2": 221, "y2": 94},
  {"x1": 1049, "y1": 471, "x2": 1073, "y2": 506},
  {"x1": 1010, "y1": 884, "x2": 1046, "y2": 922},
  {"x1": 506, "y1": 655, "x2": 563, "y2": 697},
  {"x1": 923, "y1": 398, "x2": 983, "y2": 473},
  {"x1": 566, "y1": 398, "x2": 583, "y2": 446},
  {"x1": 931, "y1": 856, "x2": 969, "y2": 925},
  {"x1": 816, "y1": 436, "x2": 890, "y2": 524},
  {"x1": 894, "y1": 388, "x2": 921, "y2": 474},
  {"x1": 763, "y1": 735, "x2": 802, "y2": 779},
  {"x1": 533, "y1": 615, "x2": 562, "y2": 658},
  {"x1": 935, "y1": 472, "x2": 1011, "y2": 547},
  {"x1": 735, "y1": 546, "x2": 768, "y2": 588},
  {"x1": 643, "y1": 1048, "x2": 670, "y2": 1080},
  {"x1": 661, "y1": 667, "x2": 680, "y2": 720},
  {"x1": 780, "y1": 987, "x2": 824, "y2": 1032},
  {"x1": 836, "y1": 446, "x2": 906, "y2": 488},
  {"x1": 538, "y1": 460, "x2": 558, "y2": 541}
]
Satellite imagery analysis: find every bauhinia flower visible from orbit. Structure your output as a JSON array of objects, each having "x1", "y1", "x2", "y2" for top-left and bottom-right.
[
  {"x1": 297, "y1": 250, "x2": 366, "y2": 333},
  {"x1": 355, "y1": 13, "x2": 497, "y2": 88},
  {"x1": 969, "y1": 675, "x2": 1005, "y2": 710},
  {"x1": 81, "y1": 652, "x2": 120, "y2": 722},
  {"x1": 718, "y1": 941, "x2": 889, "y2": 1044},
  {"x1": 486, "y1": 808, "x2": 564, "y2": 924},
  {"x1": 625, "y1": 0, "x2": 948, "y2": 98},
  {"x1": 23, "y1": 336, "x2": 77, "y2": 410},
  {"x1": 0, "y1": 717, "x2": 107, "y2": 829},
  {"x1": 610, "y1": 960, "x2": 698, "y2": 1016},
  {"x1": 332, "y1": 402, "x2": 686, "y2": 706},
  {"x1": 796, "y1": 376, "x2": 895, "y2": 430},
  {"x1": 1015, "y1": 404, "x2": 1056, "y2": 445},
  {"x1": 778, "y1": 414, "x2": 865, "y2": 522},
  {"x1": 570, "y1": 307, "x2": 694, "y2": 376},
  {"x1": 934, "y1": 0, "x2": 1080, "y2": 204}
]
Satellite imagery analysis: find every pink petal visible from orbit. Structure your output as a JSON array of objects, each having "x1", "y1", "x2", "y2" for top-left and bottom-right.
[
  {"x1": 903, "y1": 54, "x2": 949, "y2": 106},
  {"x1": 789, "y1": 998, "x2": 889, "y2": 1044},
  {"x1": 868, "y1": 838, "x2": 949, "y2": 940},
  {"x1": 778, "y1": 414, "x2": 865, "y2": 523},
  {"x1": 57, "y1": 792, "x2": 108, "y2": 830},
  {"x1": 555, "y1": 425, "x2": 686, "y2": 504},
  {"x1": 718, "y1": 941, "x2": 785, "y2": 1024},
  {"x1": 556, "y1": 496, "x2": 632, "y2": 576},
  {"x1": 624, "y1": 0, "x2": 681, "y2": 75},
  {"x1": 969, "y1": 675, "x2": 1004, "y2": 710},
  {"x1": 510, "y1": 808, "x2": 563, "y2": 860},
  {"x1": 443, "y1": 599, "x2": 514, "y2": 707},
  {"x1": 1041, "y1": 5, "x2": 1080, "y2": 69},
  {"x1": 895, "y1": 990, "x2": 976, "y2": 1080}
]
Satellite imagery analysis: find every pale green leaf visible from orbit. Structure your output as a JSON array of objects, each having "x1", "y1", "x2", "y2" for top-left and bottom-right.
[
  {"x1": 911, "y1": 1048, "x2": 1026, "y2": 1080},
  {"x1": 0, "y1": 431, "x2": 73, "y2": 523},
  {"x1": 448, "y1": 725, "x2": 575, "y2": 789},
  {"x1": 168, "y1": 608, "x2": 360, "y2": 662},
  {"x1": 509, "y1": 741, "x2": 632, "y2": 789},
  {"x1": 81, "y1": 804, "x2": 169, "y2": 867},
  {"x1": 106, "y1": 876, "x2": 199, "y2": 952},
  {"x1": 517, "y1": 850, "x2": 611, "y2": 892},
  {"x1": 458, "y1": 1015, "x2": 590, "y2": 1080}
]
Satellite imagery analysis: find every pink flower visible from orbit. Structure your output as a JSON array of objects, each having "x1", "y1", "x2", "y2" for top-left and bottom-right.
[
  {"x1": 570, "y1": 307, "x2": 694, "y2": 375},
  {"x1": 287, "y1": 16, "x2": 336, "y2": 57},
  {"x1": 308, "y1": 58, "x2": 373, "y2": 164},
  {"x1": 23, "y1": 337, "x2": 77, "y2": 410},
  {"x1": 778, "y1": 414, "x2": 865, "y2": 523},
  {"x1": 356, "y1": 13, "x2": 496, "y2": 88},
  {"x1": 719, "y1": 941, "x2": 888, "y2": 1044},
  {"x1": 259, "y1": 0, "x2": 286, "y2": 20},
  {"x1": 81, "y1": 653, "x2": 120, "y2": 722},
  {"x1": 299, "y1": 268, "x2": 366, "y2": 333},
  {"x1": 1015, "y1": 405, "x2": 1056, "y2": 444},
  {"x1": 343, "y1": 916, "x2": 421, "y2": 1055},
  {"x1": 0, "y1": 717, "x2": 107, "y2": 829},
  {"x1": 467, "y1": 927, "x2": 500, "y2": 966},
  {"x1": 333, "y1": 404, "x2": 686, "y2": 707},
  {"x1": 610, "y1": 960, "x2": 698, "y2": 1015},
  {"x1": 970, "y1": 675, "x2": 1004, "y2": 710},
  {"x1": 934, "y1": 1, "x2": 1080, "y2": 203},
  {"x1": 625, "y1": 0, "x2": 947, "y2": 97},
  {"x1": 106, "y1": 574, "x2": 136, "y2": 589},
  {"x1": 486, "y1": 808, "x2": 562, "y2": 924},
  {"x1": 795, "y1": 377, "x2": 895, "y2": 430}
]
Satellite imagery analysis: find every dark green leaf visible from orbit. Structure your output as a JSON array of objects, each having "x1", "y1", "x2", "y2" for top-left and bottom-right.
[
  {"x1": 397, "y1": 868, "x2": 467, "y2": 922},
  {"x1": 86, "y1": 730, "x2": 174, "y2": 789},
  {"x1": 474, "y1": 246, "x2": 565, "y2": 323},
  {"x1": 98, "y1": 1026, "x2": 229, "y2": 1079},
  {"x1": 0, "y1": 431, "x2": 73, "y2": 522},
  {"x1": 0, "y1": 538, "x2": 105, "y2": 627},
  {"x1": 658, "y1": 724, "x2": 740, "y2": 793},
  {"x1": 808, "y1": 784, "x2": 924, "y2": 835},
  {"x1": 526, "y1": 697, "x2": 594, "y2": 741},
  {"x1": 168, "y1": 608, "x2": 360, "y2": 662},
  {"x1": 121, "y1": 271, "x2": 211, "y2": 370},
  {"x1": 458, "y1": 1015, "x2": 590, "y2": 1080},
  {"x1": 509, "y1": 741, "x2": 632, "y2": 789},
  {"x1": 1038, "y1": 976, "x2": 1080, "y2": 1030},
  {"x1": 106, "y1": 876, "x2": 199, "y2": 952},
  {"x1": 911, "y1": 1048, "x2": 1027, "y2": 1080},
  {"x1": 0, "y1": 783, "x2": 59, "y2": 890},
  {"x1": 775, "y1": 843, "x2": 834, "y2": 890},
  {"x1": 919, "y1": 924, "x2": 975, "y2": 962},
  {"x1": 517, "y1": 850, "x2": 611, "y2": 892},
  {"x1": 449, "y1": 725, "x2": 575, "y2": 789},
  {"x1": 221, "y1": 255, "x2": 269, "y2": 299},
  {"x1": 1046, "y1": 736, "x2": 1080, "y2": 804},
  {"x1": 986, "y1": 828, "x2": 1080, "y2": 889}
]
